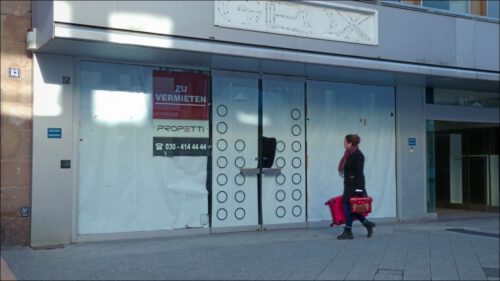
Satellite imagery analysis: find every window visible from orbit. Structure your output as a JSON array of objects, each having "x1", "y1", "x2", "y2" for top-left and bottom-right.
[
  {"x1": 422, "y1": 0, "x2": 450, "y2": 10},
  {"x1": 470, "y1": 0, "x2": 487, "y2": 16},
  {"x1": 426, "y1": 88, "x2": 500, "y2": 108},
  {"x1": 402, "y1": 0, "x2": 421, "y2": 4},
  {"x1": 449, "y1": 0, "x2": 469, "y2": 14},
  {"x1": 487, "y1": 0, "x2": 499, "y2": 18},
  {"x1": 382, "y1": 0, "x2": 499, "y2": 19}
]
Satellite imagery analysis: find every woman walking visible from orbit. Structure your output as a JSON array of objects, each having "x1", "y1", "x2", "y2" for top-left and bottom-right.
[{"x1": 337, "y1": 134, "x2": 375, "y2": 240}]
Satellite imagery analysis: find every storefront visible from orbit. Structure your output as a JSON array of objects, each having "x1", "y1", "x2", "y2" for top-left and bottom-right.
[{"x1": 29, "y1": 1, "x2": 499, "y2": 246}]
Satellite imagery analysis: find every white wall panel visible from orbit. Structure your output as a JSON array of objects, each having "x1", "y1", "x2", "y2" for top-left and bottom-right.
[{"x1": 32, "y1": 54, "x2": 74, "y2": 246}]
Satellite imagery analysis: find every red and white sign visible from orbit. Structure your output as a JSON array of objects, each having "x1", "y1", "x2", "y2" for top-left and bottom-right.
[{"x1": 153, "y1": 71, "x2": 209, "y2": 120}]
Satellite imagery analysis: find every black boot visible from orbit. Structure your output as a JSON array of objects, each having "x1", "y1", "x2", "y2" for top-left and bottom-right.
[
  {"x1": 363, "y1": 220, "x2": 376, "y2": 238},
  {"x1": 337, "y1": 227, "x2": 353, "y2": 240}
]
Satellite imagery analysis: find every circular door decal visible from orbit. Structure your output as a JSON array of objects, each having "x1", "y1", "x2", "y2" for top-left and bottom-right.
[
  {"x1": 217, "y1": 208, "x2": 228, "y2": 220},
  {"x1": 292, "y1": 141, "x2": 301, "y2": 152},
  {"x1": 235, "y1": 156, "x2": 246, "y2": 168},
  {"x1": 292, "y1": 157, "x2": 302, "y2": 168},
  {"x1": 292, "y1": 206, "x2": 302, "y2": 217},
  {"x1": 234, "y1": 139, "x2": 246, "y2": 152},
  {"x1": 275, "y1": 174, "x2": 286, "y2": 185},
  {"x1": 217, "y1": 139, "x2": 228, "y2": 151},
  {"x1": 235, "y1": 208, "x2": 246, "y2": 220},
  {"x1": 275, "y1": 190, "x2": 286, "y2": 202},
  {"x1": 235, "y1": 190, "x2": 246, "y2": 203},
  {"x1": 276, "y1": 141, "x2": 286, "y2": 153},
  {"x1": 291, "y1": 125, "x2": 301, "y2": 136},
  {"x1": 291, "y1": 108, "x2": 301, "y2": 120},
  {"x1": 292, "y1": 189, "x2": 302, "y2": 201},
  {"x1": 292, "y1": 173, "x2": 302, "y2": 185},
  {"x1": 217, "y1": 174, "x2": 228, "y2": 186},
  {"x1": 217, "y1": 105, "x2": 228, "y2": 117},
  {"x1": 235, "y1": 174, "x2": 246, "y2": 186},
  {"x1": 217, "y1": 122, "x2": 228, "y2": 134},
  {"x1": 217, "y1": 191, "x2": 228, "y2": 203},
  {"x1": 276, "y1": 206, "x2": 286, "y2": 218},
  {"x1": 275, "y1": 157, "x2": 286, "y2": 168},
  {"x1": 217, "y1": 156, "x2": 228, "y2": 169}
]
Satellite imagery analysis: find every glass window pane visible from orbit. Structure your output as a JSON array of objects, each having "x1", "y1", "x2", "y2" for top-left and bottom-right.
[
  {"x1": 487, "y1": 0, "x2": 500, "y2": 18},
  {"x1": 449, "y1": 0, "x2": 468, "y2": 13},
  {"x1": 427, "y1": 88, "x2": 500, "y2": 108},
  {"x1": 471, "y1": 0, "x2": 487, "y2": 15},
  {"x1": 79, "y1": 61, "x2": 210, "y2": 234},
  {"x1": 402, "y1": 0, "x2": 422, "y2": 5},
  {"x1": 422, "y1": 0, "x2": 450, "y2": 10}
]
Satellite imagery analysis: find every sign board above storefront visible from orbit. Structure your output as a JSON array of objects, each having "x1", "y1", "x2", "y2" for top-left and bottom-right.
[{"x1": 214, "y1": 1, "x2": 378, "y2": 45}]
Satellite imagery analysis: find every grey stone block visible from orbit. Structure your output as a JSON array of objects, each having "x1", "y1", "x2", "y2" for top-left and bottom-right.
[
  {"x1": 403, "y1": 269, "x2": 430, "y2": 280},
  {"x1": 374, "y1": 273, "x2": 403, "y2": 280}
]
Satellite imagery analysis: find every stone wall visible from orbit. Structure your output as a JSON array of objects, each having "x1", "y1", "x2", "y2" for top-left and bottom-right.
[{"x1": 1, "y1": 0, "x2": 32, "y2": 246}]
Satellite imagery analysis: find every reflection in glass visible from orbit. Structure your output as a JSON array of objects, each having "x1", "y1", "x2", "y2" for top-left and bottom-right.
[{"x1": 426, "y1": 88, "x2": 499, "y2": 108}]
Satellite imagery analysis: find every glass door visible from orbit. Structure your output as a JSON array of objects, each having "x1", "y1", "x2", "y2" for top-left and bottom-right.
[
  {"x1": 211, "y1": 72, "x2": 260, "y2": 229},
  {"x1": 211, "y1": 72, "x2": 307, "y2": 229},
  {"x1": 464, "y1": 126, "x2": 495, "y2": 211},
  {"x1": 261, "y1": 76, "x2": 306, "y2": 227},
  {"x1": 464, "y1": 156, "x2": 487, "y2": 210},
  {"x1": 429, "y1": 121, "x2": 499, "y2": 212}
]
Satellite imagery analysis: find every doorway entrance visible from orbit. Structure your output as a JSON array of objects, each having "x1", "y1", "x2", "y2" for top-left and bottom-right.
[
  {"x1": 428, "y1": 121, "x2": 499, "y2": 212},
  {"x1": 211, "y1": 71, "x2": 306, "y2": 229}
]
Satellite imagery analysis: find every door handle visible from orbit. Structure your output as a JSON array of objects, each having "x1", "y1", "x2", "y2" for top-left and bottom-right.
[
  {"x1": 240, "y1": 168, "x2": 260, "y2": 176},
  {"x1": 239, "y1": 168, "x2": 282, "y2": 176},
  {"x1": 262, "y1": 168, "x2": 281, "y2": 176}
]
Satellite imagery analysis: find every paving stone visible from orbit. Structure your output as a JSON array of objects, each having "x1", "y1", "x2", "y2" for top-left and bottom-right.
[
  {"x1": 403, "y1": 269, "x2": 430, "y2": 280},
  {"x1": 374, "y1": 273, "x2": 403, "y2": 280}
]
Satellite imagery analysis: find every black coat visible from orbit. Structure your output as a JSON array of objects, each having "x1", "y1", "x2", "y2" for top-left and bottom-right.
[{"x1": 342, "y1": 149, "x2": 366, "y2": 204}]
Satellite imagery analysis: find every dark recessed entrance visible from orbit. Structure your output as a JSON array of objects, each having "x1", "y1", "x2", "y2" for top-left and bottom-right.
[{"x1": 427, "y1": 121, "x2": 499, "y2": 213}]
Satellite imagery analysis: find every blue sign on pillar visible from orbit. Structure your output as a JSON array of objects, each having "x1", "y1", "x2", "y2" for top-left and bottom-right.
[
  {"x1": 48, "y1": 128, "x2": 62, "y2": 138},
  {"x1": 408, "y1": 137, "x2": 416, "y2": 146}
]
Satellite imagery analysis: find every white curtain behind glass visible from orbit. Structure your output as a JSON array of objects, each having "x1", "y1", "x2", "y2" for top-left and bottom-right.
[
  {"x1": 79, "y1": 61, "x2": 208, "y2": 234},
  {"x1": 306, "y1": 81, "x2": 396, "y2": 221}
]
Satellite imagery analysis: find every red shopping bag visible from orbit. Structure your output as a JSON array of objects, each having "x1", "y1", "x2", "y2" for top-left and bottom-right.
[
  {"x1": 349, "y1": 196, "x2": 372, "y2": 213},
  {"x1": 325, "y1": 195, "x2": 369, "y2": 226}
]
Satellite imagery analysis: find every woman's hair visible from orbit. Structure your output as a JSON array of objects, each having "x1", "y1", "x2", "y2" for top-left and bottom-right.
[{"x1": 345, "y1": 134, "x2": 361, "y2": 146}]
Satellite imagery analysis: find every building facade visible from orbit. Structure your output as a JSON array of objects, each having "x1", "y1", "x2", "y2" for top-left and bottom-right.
[
  {"x1": 1, "y1": 0, "x2": 32, "y2": 246},
  {"x1": 1, "y1": 0, "x2": 498, "y2": 247}
]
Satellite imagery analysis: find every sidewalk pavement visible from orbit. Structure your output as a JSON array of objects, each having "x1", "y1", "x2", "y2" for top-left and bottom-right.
[{"x1": 1, "y1": 216, "x2": 499, "y2": 280}]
